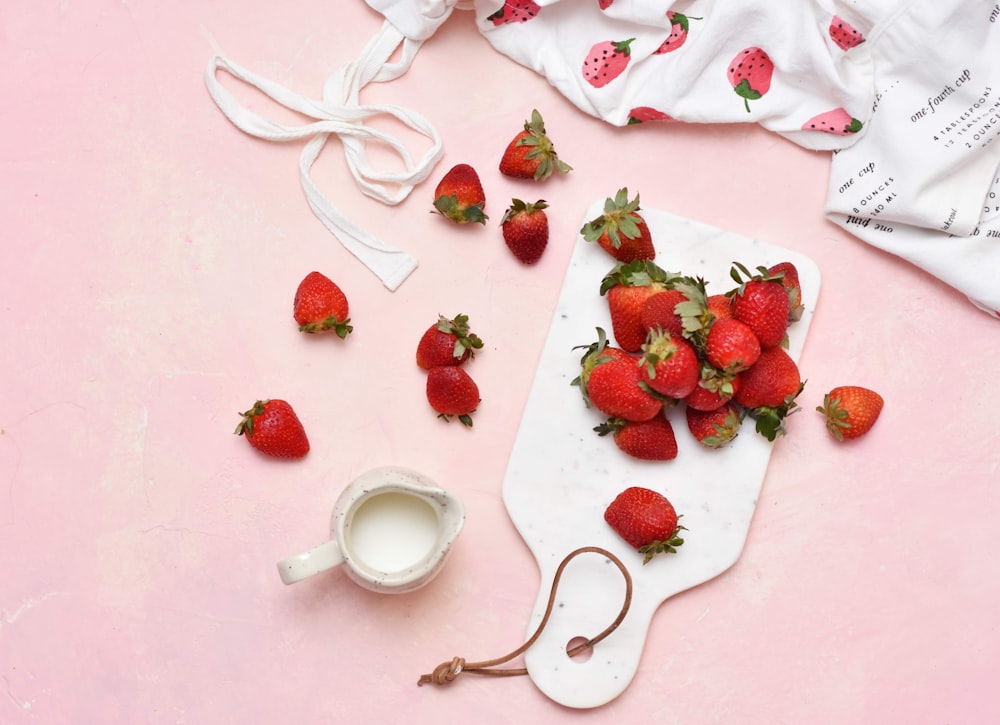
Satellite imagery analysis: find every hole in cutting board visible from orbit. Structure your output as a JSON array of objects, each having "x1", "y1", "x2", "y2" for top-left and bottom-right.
[{"x1": 566, "y1": 636, "x2": 594, "y2": 663}]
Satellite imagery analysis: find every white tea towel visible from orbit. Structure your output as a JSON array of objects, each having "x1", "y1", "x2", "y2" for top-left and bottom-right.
[{"x1": 823, "y1": 1, "x2": 1000, "y2": 317}]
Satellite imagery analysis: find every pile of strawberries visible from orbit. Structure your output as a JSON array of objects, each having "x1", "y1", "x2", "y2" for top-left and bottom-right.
[{"x1": 572, "y1": 188, "x2": 883, "y2": 461}]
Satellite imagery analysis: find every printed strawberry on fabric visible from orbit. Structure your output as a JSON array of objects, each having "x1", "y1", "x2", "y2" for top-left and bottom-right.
[{"x1": 476, "y1": 0, "x2": 874, "y2": 151}]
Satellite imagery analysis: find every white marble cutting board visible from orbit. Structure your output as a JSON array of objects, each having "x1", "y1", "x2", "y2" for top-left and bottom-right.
[{"x1": 500, "y1": 202, "x2": 820, "y2": 709}]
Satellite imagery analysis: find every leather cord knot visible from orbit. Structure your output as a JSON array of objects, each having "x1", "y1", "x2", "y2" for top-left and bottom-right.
[{"x1": 417, "y1": 546, "x2": 632, "y2": 688}]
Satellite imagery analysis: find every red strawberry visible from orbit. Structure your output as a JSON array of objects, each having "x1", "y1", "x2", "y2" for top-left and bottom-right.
[
  {"x1": 293, "y1": 271, "x2": 353, "y2": 338},
  {"x1": 767, "y1": 261, "x2": 805, "y2": 322},
  {"x1": 817, "y1": 386, "x2": 883, "y2": 441},
  {"x1": 432, "y1": 163, "x2": 487, "y2": 225},
  {"x1": 729, "y1": 262, "x2": 790, "y2": 349},
  {"x1": 639, "y1": 327, "x2": 700, "y2": 399},
  {"x1": 573, "y1": 329, "x2": 663, "y2": 422},
  {"x1": 499, "y1": 109, "x2": 572, "y2": 181},
  {"x1": 415, "y1": 313, "x2": 483, "y2": 370},
  {"x1": 640, "y1": 289, "x2": 688, "y2": 339},
  {"x1": 684, "y1": 366, "x2": 741, "y2": 412},
  {"x1": 234, "y1": 399, "x2": 310, "y2": 459},
  {"x1": 426, "y1": 366, "x2": 480, "y2": 427},
  {"x1": 706, "y1": 293, "x2": 733, "y2": 320},
  {"x1": 582, "y1": 38, "x2": 635, "y2": 88},
  {"x1": 487, "y1": 0, "x2": 541, "y2": 24},
  {"x1": 653, "y1": 11, "x2": 700, "y2": 54},
  {"x1": 500, "y1": 199, "x2": 549, "y2": 264},
  {"x1": 604, "y1": 487, "x2": 685, "y2": 564},
  {"x1": 626, "y1": 106, "x2": 675, "y2": 124},
  {"x1": 595, "y1": 415, "x2": 678, "y2": 461},
  {"x1": 727, "y1": 47, "x2": 774, "y2": 113},
  {"x1": 734, "y1": 346, "x2": 804, "y2": 441},
  {"x1": 801, "y1": 108, "x2": 863, "y2": 136},
  {"x1": 581, "y1": 188, "x2": 656, "y2": 262},
  {"x1": 601, "y1": 260, "x2": 671, "y2": 352},
  {"x1": 686, "y1": 401, "x2": 741, "y2": 448},
  {"x1": 829, "y1": 15, "x2": 865, "y2": 50},
  {"x1": 705, "y1": 316, "x2": 761, "y2": 373}
]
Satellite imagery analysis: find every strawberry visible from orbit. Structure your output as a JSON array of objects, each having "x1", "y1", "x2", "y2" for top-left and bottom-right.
[
  {"x1": 639, "y1": 327, "x2": 700, "y2": 399},
  {"x1": 684, "y1": 364, "x2": 741, "y2": 412},
  {"x1": 604, "y1": 487, "x2": 685, "y2": 564},
  {"x1": 234, "y1": 399, "x2": 309, "y2": 459},
  {"x1": 581, "y1": 188, "x2": 656, "y2": 262},
  {"x1": 767, "y1": 261, "x2": 805, "y2": 322},
  {"x1": 573, "y1": 329, "x2": 662, "y2": 422},
  {"x1": 426, "y1": 366, "x2": 480, "y2": 427},
  {"x1": 706, "y1": 293, "x2": 733, "y2": 321},
  {"x1": 686, "y1": 401, "x2": 741, "y2": 448},
  {"x1": 626, "y1": 106, "x2": 675, "y2": 125},
  {"x1": 498, "y1": 109, "x2": 572, "y2": 181},
  {"x1": 727, "y1": 47, "x2": 774, "y2": 113},
  {"x1": 582, "y1": 38, "x2": 635, "y2": 88},
  {"x1": 640, "y1": 289, "x2": 688, "y2": 339},
  {"x1": 728, "y1": 262, "x2": 790, "y2": 349},
  {"x1": 571, "y1": 327, "x2": 630, "y2": 406},
  {"x1": 500, "y1": 199, "x2": 549, "y2": 264},
  {"x1": 817, "y1": 386, "x2": 883, "y2": 441},
  {"x1": 601, "y1": 259, "x2": 671, "y2": 353},
  {"x1": 487, "y1": 0, "x2": 541, "y2": 25},
  {"x1": 735, "y1": 346, "x2": 804, "y2": 441},
  {"x1": 432, "y1": 163, "x2": 488, "y2": 224},
  {"x1": 293, "y1": 271, "x2": 353, "y2": 338},
  {"x1": 415, "y1": 313, "x2": 483, "y2": 370},
  {"x1": 705, "y1": 316, "x2": 761, "y2": 373},
  {"x1": 653, "y1": 11, "x2": 701, "y2": 54},
  {"x1": 594, "y1": 415, "x2": 678, "y2": 461},
  {"x1": 801, "y1": 107, "x2": 863, "y2": 136},
  {"x1": 829, "y1": 15, "x2": 865, "y2": 50}
]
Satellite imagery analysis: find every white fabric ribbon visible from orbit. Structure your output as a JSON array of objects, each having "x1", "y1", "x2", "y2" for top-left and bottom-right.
[{"x1": 204, "y1": 20, "x2": 445, "y2": 290}]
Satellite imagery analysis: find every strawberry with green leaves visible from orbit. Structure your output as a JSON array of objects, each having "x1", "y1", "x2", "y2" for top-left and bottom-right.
[
  {"x1": 595, "y1": 415, "x2": 678, "y2": 461},
  {"x1": 684, "y1": 363, "x2": 741, "y2": 412},
  {"x1": 293, "y1": 271, "x2": 353, "y2": 338},
  {"x1": 416, "y1": 314, "x2": 483, "y2": 370},
  {"x1": 234, "y1": 399, "x2": 310, "y2": 459},
  {"x1": 499, "y1": 109, "x2": 572, "y2": 181},
  {"x1": 572, "y1": 328, "x2": 662, "y2": 422},
  {"x1": 601, "y1": 259, "x2": 671, "y2": 353},
  {"x1": 432, "y1": 163, "x2": 488, "y2": 224},
  {"x1": 728, "y1": 262, "x2": 790, "y2": 349},
  {"x1": 686, "y1": 402, "x2": 741, "y2": 448},
  {"x1": 426, "y1": 366, "x2": 480, "y2": 427},
  {"x1": 501, "y1": 199, "x2": 549, "y2": 264},
  {"x1": 581, "y1": 188, "x2": 656, "y2": 262},
  {"x1": 604, "y1": 486, "x2": 685, "y2": 564},
  {"x1": 735, "y1": 346, "x2": 804, "y2": 441},
  {"x1": 818, "y1": 386, "x2": 883, "y2": 441},
  {"x1": 638, "y1": 327, "x2": 700, "y2": 399}
]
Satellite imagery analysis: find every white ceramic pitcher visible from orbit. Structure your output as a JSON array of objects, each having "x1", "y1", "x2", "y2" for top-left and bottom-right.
[{"x1": 277, "y1": 466, "x2": 465, "y2": 593}]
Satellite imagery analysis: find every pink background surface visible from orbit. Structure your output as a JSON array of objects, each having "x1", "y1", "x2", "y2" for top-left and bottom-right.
[{"x1": 3, "y1": 3, "x2": 999, "y2": 722}]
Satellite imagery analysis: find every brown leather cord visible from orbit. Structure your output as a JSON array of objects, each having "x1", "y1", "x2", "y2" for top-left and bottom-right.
[{"x1": 417, "y1": 546, "x2": 633, "y2": 687}]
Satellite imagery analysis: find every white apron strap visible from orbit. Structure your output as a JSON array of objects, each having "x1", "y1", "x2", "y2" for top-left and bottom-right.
[{"x1": 204, "y1": 21, "x2": 443, "y2": 290}]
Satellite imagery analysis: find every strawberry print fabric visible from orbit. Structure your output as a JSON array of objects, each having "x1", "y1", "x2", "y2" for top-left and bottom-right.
[{"x1": 476, "y1": 0, "x2": 875, "y2": 151}]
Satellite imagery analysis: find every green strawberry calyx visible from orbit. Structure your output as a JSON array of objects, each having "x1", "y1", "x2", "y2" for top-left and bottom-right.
[
  {"x1": 234, "y1": 400, "x2": 268, "y2": 436},
  {"x1": 637, "y1": 522, "x2": 687, "y2": 565},
  {"x1": 436, "y1": 313, "x2": 484, "y2": 361},
  {"x1": 516, "y1": 109, "x2": 573, "y2": 180},
  {"x1": 581, "y1": 187, "x2": 645, "y2": 249}
]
